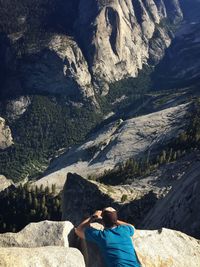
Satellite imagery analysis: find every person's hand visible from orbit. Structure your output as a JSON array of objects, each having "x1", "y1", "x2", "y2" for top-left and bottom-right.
[{"x1": 93, "y1": 210, "x2": 102, "y2": 219}]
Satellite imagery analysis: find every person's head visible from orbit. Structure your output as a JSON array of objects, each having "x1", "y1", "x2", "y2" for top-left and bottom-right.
[{"x1": 102, "y1": 207, "x2": 118, "y2": 228}]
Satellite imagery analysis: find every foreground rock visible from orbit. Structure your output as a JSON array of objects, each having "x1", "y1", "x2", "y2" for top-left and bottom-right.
[
  {"x1": 80, "y1": 225, "x2": 200, "y2": 267},
  {"x1": 0, "y1": 246, "x2": 85, "y2": 267},
  {"x1": 0, "y1": 221, "x2": 74, "y2": 248},
  {"x1": 134, "y1": 228, "x2": 200, "y2": 267},
  {"x1": 135, "y1": 228, "x2": 200, "y2": 267},
  {"x1": 0, "y1": 220, "x2": 199, "y2": 267}
]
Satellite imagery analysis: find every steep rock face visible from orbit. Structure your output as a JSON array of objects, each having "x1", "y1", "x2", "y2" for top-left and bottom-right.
[
  {"x1": 0, "y1": 246, "x2": 85, "y2": 267},
  {"x1": 0, "y1": 0, "x2": 186, "y2": 98},
  {"x1": 141, "y1": 160, "x2": 200, "y2": 239},
  {"x1": 155, "y1": 22, "x2": 200, "y2": 88},
  {"x1": 49, "y1": 35, "x2": 94, "y2": 99},
  {"x1": 19, "y1": 35, "x2": 94, "y2": 99},
  {"x1": 77, "y1": 0, "x2": 182, "y2": 92},
  {"x1": 0, "y1": 117, "x2": 13, "y2": 149},
  {"x1": 62, "y1": 173, "x2": 157, "y2": 227}
]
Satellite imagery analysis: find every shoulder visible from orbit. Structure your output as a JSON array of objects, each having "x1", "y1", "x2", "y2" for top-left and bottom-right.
[
  {"x1": 84, "y1": 227, "x2": 102, "y2": 243},
  {"x1": 118, "y1": 225, "x2": 135, "y2": 236}
]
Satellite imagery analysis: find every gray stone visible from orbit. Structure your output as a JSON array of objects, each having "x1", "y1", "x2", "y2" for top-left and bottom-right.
[
  {"x1": 134, "y1": 228, "x2": 200, "y2": 267},
  {"x1": 141, "y1": 160, "x2": 200, "y2": 239},
  {"x1": 0, "y1": 246, "x2": 85, "y2": 267},
  {"x1": 0, "y1": 220, "x2": 74, "y2": 248},
  {"x1": 0, "y1": 117, "x2": 13, "y2": 149}
]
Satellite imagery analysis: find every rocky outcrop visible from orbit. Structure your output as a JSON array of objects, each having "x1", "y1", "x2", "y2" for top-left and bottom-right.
[
  {"x1": 62, "y1": 173, "x2": 157, "y2": 227},
  {"x1": 49, "y1": 35, "x2": 94, "y2": 99},
  {"x1": 82, "y1": 225, "x2": 200, "y2": 267},
  {"x1": 77, "y1": 0, "x2": 182, "y2": 92},
  {"x1": 0, "y1": 117, "x2": 13, "y2": 149},
  {"x1": 0, "y1": 246, "x2": 85, "y2": 267},
  {"x1": 34, "y1": 103, "x2": 189, "y2": 190},
  {"x1": 134, "y1": 228, "x2": 200, "y2": 267},
  {"x1": 0, "y1": 220, "x2": 85, "y2": 267},
  {"x1": 141, "y1": 160, "x2": 200, "y2": 239},
  {"x1": 0, "y1": 220, "x2": 74, "y2": 248},
  {"x1": 6, "y1": 96, "x2": 30, "y2": 120},
  {"x1": 0, "y1": 220, "x2": 199, "y2": 267},
  {"x1": 0, "y1": 175, "x2": 13, "y2": 192},
  {"x1": 1, "y1": 0, "x2": 186, "y2": 100},
  {"x1": 19, "y1": 35, "x2": 94, "y2": 99}
]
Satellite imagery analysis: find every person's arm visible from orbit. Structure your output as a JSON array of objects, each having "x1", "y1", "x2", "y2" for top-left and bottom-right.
[{"x1": 75, "y1": 210, "x2": 102, "y2": 239}]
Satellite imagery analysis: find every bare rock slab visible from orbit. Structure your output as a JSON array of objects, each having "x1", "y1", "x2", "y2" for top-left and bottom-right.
[{"x1": 0, "y1": 246, "x2": 85, "y2": 267}]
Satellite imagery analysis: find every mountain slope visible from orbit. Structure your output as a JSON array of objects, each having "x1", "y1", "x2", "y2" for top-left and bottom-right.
[
  {"x1": 34, "y1": 102, "x2": 189, "y2": 190},
  {"x1": 0, "y1": 0, "x2": 199, "y2": 182}
]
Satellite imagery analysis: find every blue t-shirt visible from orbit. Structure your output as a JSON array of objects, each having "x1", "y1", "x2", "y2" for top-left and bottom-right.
[{"x1": 85, "y1": 225, "x2": 141, "y2": 267}]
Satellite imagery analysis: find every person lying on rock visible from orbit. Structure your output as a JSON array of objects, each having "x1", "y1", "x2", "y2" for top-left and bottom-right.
[{"x1": 75, "y1": 207, "x2": 141, "y2": 267}]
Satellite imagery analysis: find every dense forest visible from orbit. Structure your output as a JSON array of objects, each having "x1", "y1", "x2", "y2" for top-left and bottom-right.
[
  {"x1": 0, "y1": 95, "x2": 101, "y2": 181},
  {"x1": 0, "y1": 183, "x2": 61, "y2": 233}
]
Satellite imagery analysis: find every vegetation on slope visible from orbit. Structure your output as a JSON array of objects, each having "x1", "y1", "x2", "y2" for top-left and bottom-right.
[
  {"x1": 0, "y1": 95, "x2": 101, "y2": 182},
  {"x1": 96, "y1": 98, "x2": 200, "y2": 185},
  {"x1": 0, "y1": 183, "x2": 61, "y2": 233}
]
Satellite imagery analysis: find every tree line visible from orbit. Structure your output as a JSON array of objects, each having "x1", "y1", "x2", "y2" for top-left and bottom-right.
[{"x1": 0, "y1": 183, "x2": 61, "y2": 233}]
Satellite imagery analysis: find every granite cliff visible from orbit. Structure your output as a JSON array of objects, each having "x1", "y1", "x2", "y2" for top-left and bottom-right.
[
  {"x1": 0, "y1": 0, "x2": 184, "y2": 98},
  {"x1": 1, "y1": 0, "x2": 200, "y2": 181}
]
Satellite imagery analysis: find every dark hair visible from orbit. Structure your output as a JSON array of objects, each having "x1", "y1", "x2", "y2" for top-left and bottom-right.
[{"x1": 102, "y1": 208, "x2": 118, "y2": 228}]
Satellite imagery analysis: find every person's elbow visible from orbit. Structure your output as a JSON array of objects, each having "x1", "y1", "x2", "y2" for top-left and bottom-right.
[{"x1": 75, "y1": 227, "x2": 85, "y2": 239}]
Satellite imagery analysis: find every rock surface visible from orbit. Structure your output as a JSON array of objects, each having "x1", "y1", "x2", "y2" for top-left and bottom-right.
[
  {"x1": 0, "y1": 175, "x2": 13, "y2": 192},
  {"x1": 0, "y1": 0, "x2": 186, "y2": 99},
  {"x1": 77, "y1": 0, "x2": 182, "y2": 92},
  {"x1": 80, "y1": 224, "x2": 200, "y2": 267},
  {"x1": 49, "y1": 35, "x2": 94, "y2": 99},
  {"x1": 0, "y1": 117, "x2": 13, "y2": 149},
  {"x1": 5, "y1": 96, "x2": 31, "y2": 120},
  {"x1": 61, "y1": 173, "x2": 158, "y2": 227},
  {"x1": 0, "y1": 246, "x2": 85, "y2": 267},
  {"x1": 134, "y1": 228, "x2": 200, "y2": 267},
  {"x1": 34, "y1": 103, "x2": 189, "y2": 190},
  {"x1": 0, "y1": 220, "x2": 199, "y2": 267},
  {"x1": 141, "y1": 160, "x2": 200, "y2": 239},
  {"x1": 0, "y1": 220, "x2": 74, "y2": 248}
]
